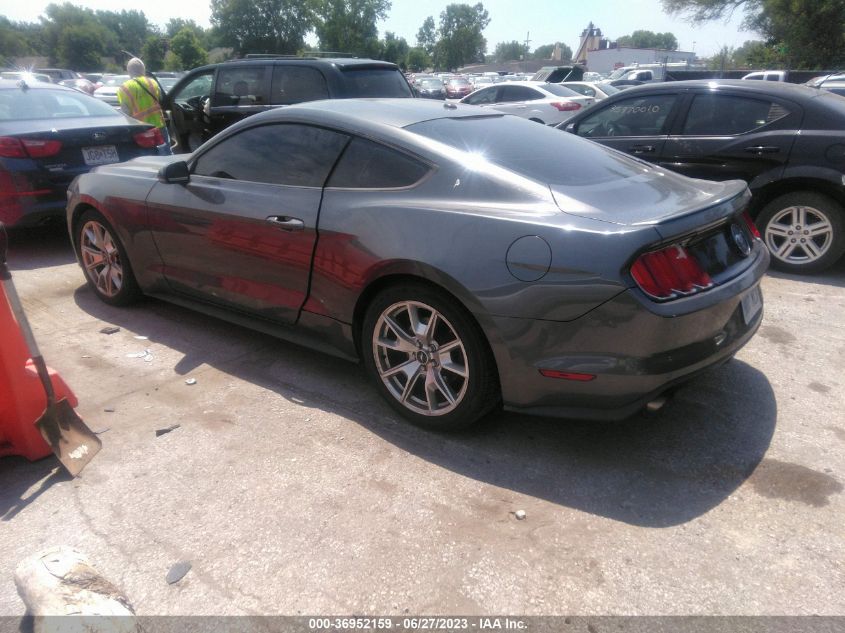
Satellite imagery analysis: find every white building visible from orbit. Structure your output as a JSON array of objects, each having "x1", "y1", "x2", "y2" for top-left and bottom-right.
[{"x1": 586, "y1": 47, "x2": 697, "y2": 75}]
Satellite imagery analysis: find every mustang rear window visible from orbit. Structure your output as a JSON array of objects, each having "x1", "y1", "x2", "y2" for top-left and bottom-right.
[{"x1": 407, "y1": 116, "x2": 650, "y2": 186}]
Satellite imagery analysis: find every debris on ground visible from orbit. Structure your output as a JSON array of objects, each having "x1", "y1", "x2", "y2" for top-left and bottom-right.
[
  {"x1": 134, "y1": 335, "x2": 148, "y2": 340},
  {"x1": 514, "y1": 510, "x2": 526, "y2": 520},
  {"x1": 15, "y1": 547, "x2": 136, "y2": 626},
  {"x1": 104, "y1": 407, "x2": 115, "y2": 413},
  {"x1": 99, "y1": 326, "x2": 120, "y2": 335},
  {"x1": 166, "y1": 561, "x2": 192, "y2": 585},
  {"x1": 185, "y1": 378, "x2": 197, "y2": 385},
  {"x1": 126, "y1": 349, "x2": 154, "y2": 362},
  {"x1": 155, "y1": 424, "x2": 181, "y2": 437}
]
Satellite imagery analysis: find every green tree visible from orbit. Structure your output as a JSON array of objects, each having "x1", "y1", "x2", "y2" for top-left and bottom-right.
[
  {"x1": 95, "y1": 10, "x2": 151, "y2": 57},
  {"x1": 210, "y1": 0, "x2": 315, "y2": 54},
  {"x1": 416, "y1": 16, "x2": 436, "y2": 55},
  {"x1": 406, "y1": 46, "x2": 431, "y2": 71},
  {"x1": 434, "y1": 3, "x2": 490, "y2": 70},
  {"x1": 0, "y1": 17, "x2": 35, "y2": 62},
  {"x1": 41, "y1": 3, "x2": 115, "y2": 66},
  {"x1": 56, "y1": 23, "x2": 104, "y2": 70},
  {"x1": 142, "y1": 35, "x2": 168, "y2": 71},
  {"x1": 708, "y1": 44, "x2": 737, "y2": 70},
  {"x1": 663, "y1": 0, "x2": 845, "y2": 68},
  {"x1": 169, "y1": 27, "x2": 208, "y2": 70},
  {"x1": 733, "y1": 39, "x2": 782, "y2": 67},
  {"x1": 380, "y1": 31, "x2": 409, "y2": 67},
  {"x1": 315, "y1": 0, "x2": 390, "y2": 56},
  {"x1": 616, "y1": 29, "x2": 678, "y2": 50},
  {"x1": 493, "y1": 40, "x2": 525, "y2": 62},
  {"x1": 536, "y1": 42, "x2": 573, "y2": 61}
]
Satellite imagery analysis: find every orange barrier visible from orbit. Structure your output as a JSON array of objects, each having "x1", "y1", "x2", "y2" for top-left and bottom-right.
[{"x1": 0, "y1": 281, "x2": 78, "y2": 461}]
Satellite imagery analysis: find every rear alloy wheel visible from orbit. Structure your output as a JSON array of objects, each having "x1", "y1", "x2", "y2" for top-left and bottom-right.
[
  {"x1": 363, "y1": 285, "x2": 499, "y2": 430},
  {"x1": 77, "y1": 210, "x2": 141, "y2": 306},
  {"x1": 757, "y1": 192, "x2": 845, "y2": 274}
]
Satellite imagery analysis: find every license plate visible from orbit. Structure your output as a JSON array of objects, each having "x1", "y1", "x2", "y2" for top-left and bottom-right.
[
  {"x1": 82, "y1": 145, "x2": 119, "y2": 166},
  {"x1": 741, "y1": 285, "x2": 763, "y2": 324}
]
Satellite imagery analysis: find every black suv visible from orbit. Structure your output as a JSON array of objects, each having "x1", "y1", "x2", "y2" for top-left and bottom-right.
[
  {"x1": 560, "y1": 80, "x2": 845, "y2": 273},
  {"x1": 163, "y1": 57, "x2": 414, "y2": 153}
]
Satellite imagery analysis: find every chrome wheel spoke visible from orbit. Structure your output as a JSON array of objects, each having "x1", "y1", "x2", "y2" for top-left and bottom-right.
[
  {"x1": 795, "y1": 206, "x2": 807, "y2": 227},
  {"x1": 440, "y1": 358, "x2": 467, "y2": 378},
  {"x1": 380, "y1": 358, "x2": 421, "y2": 380},
  {"x1": 382, "y1": 315, "x2": 418, "y2": 352},
  {"x1": 807, "y1": 221, "x2": 831, "y2": 237},
  {"x1": 426, "y1": 368, "x2": 456, "y2": 407},
  {"x1": 400, "y1": 365, "x2": 424, "y2": 403},
  {"x1": 766, "y1": 224, "x2": 790, "y2": 237},
  {"x1": 803, "y1": 239, "x2": 822, "y2": 259},
  {"x1": 776, "y1": 241, "x2": 797, "y2": 258}
]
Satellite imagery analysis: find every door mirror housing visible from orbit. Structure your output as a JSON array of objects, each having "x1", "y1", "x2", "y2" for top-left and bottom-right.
[{"x1": 158, "y1": 161, "x2": 190, "y2": 184}]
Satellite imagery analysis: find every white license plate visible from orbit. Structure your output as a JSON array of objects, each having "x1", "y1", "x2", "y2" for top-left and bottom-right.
[
  {"x1": 82, "y1": 145, "x2": 119, "y2": 166},
  {"x1": 741, "y1": 285, "x2": 763, "y2": 324}
]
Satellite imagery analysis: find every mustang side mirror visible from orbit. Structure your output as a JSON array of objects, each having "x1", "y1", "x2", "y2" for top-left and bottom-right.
[{"x1": 159, "y1": 161, "x2": 190, "y2": 184}]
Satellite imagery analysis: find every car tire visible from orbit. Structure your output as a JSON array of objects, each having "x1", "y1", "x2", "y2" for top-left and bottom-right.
[
  {"x1": 75, "y1": 209, "x2": 141, "y2": 306},
  {"x1": 756, "y1": 191, "x2": 845, "y2": 273},
  {"x1": 362, "y1": 283, "x2": 500, "y2": 431}
]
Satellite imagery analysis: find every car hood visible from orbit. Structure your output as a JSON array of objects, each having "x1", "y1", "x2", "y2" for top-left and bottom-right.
[
  {"x1": 91, "y1": 154, "x2": 182, "y2": 178},
  {"x1": 550, "y1": 165, "x2": 748, "y2": 227}
]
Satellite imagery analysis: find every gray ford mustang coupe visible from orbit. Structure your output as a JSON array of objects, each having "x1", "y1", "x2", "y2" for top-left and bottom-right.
[{"x1": 67, "y1": 99, "x2": 769, "y2": 429}]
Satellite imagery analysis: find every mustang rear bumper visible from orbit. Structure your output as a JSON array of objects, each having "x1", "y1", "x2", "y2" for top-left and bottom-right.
[{"x1": 488, "y1": 247, "x2": 769, "y2": 420}]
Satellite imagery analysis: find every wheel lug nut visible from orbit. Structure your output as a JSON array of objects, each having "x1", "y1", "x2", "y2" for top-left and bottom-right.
[
  {"x1": 801, "y1": 238, "x2": 806, "y2": 243},
  {"x1": 804, "y1": 230, "x2": 809, "y2": 235},
  {"x1": 791, "y1": 238, "x2": 796, "y2": 243},
  {"x1": 788, "y1": 231, "x2": 793, "y2": 235}
]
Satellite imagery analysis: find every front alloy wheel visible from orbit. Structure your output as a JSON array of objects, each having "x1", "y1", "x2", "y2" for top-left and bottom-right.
[{"x1": 372, "y1": 301, "x2": 469, "y2": 417}]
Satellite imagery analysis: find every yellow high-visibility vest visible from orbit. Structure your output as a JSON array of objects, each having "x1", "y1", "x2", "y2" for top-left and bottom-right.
[{"x1": 117, "y1": 77, "x2": 165, "y2": 129}]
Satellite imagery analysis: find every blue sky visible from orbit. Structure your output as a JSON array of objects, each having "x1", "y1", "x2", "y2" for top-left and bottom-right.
[{"x1": 3, "y1": 0, "x2": 757, "y2": 57}]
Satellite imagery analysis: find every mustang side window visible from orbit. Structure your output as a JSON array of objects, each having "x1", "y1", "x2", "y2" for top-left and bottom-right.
[
  {"x1": 327, "y1": 138, "x2": 429, "y2": 189},
  {"x1": 193, "y1": 124, "x2": 348, "y2": 187}
]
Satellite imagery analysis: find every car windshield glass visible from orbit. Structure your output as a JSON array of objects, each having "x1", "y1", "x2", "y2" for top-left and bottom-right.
[
  {"x1": 342, "y1": 68, "x2": 412, "y2": 97},
  {"x1": 420, "y1": 80, "x2": 443, "y2": 88},
  {"x1": 407, "y1": 115, "x2": 646, "y2": 186},
  {"x1": 449, "y1": 79, "x2": 469, "y2": 86},
  {"x1": 541, "y1": 83, "x2": 582, "y2": 97},
  {"x1": 0, "y1": 88, "x2": 120, "y2": 121}
]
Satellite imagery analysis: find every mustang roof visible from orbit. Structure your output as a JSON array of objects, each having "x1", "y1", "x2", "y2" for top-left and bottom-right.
[{"x1": 256, "y1": 98, "x2": 501, "y2": 131}]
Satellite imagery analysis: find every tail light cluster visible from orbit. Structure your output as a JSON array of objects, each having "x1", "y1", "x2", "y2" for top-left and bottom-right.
[
  {"x1": 134, "y1": 128, "x2": 164, "y2": 148},
  {"x1": 743, "y1": 210, "x2": 762, "y2": 238},
  {"x1": 631, "y1": 211, "x2": 762, "y2": 301},
  {"x1": 631, "y1": 243, "x2": 713, "y2": 300},
  {"x1": 0, "y1": 136, "x2": 62, "y2": 159},
  {"x1": 550, "y1": 101, "x2": 581, "y2": 112}
]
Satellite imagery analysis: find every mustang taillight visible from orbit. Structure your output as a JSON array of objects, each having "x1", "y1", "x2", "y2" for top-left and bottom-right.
[
  {"x1": 0, "y1": 137, "x2": 62, "y2": 159},
  {"x1": 631, "y1": 243, "x2": 713, "y2": 300},
  {"x1": 742, "y1": 210, "x2": 762, "y2": 239},
  {"x1": 550, "y1": 101, "x2": 581, "y2": 112},
  {"x1": 134, "y1": 128, "x2": 164, "y2": 148}
]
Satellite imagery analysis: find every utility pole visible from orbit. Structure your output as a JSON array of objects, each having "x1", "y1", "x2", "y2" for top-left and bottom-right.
[{"x1": 523, "y1": 31, "x2": 531, "y2": 73}]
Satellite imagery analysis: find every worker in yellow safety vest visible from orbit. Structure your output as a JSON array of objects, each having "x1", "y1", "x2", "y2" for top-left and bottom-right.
[{"x1": 117, "y1": 57, "x2": 172, "y2": 155}]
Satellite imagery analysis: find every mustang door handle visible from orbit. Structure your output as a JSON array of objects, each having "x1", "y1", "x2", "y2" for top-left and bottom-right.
[
  {"x1": 629, "y1": 144, "x2": 656, "y2": 153},
  {"x1": 266, "y1": 216, "x2": 304, "y2": 231},
  {"x1": 744, "y1": 145, "x2": 780, "y2": 154}
]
